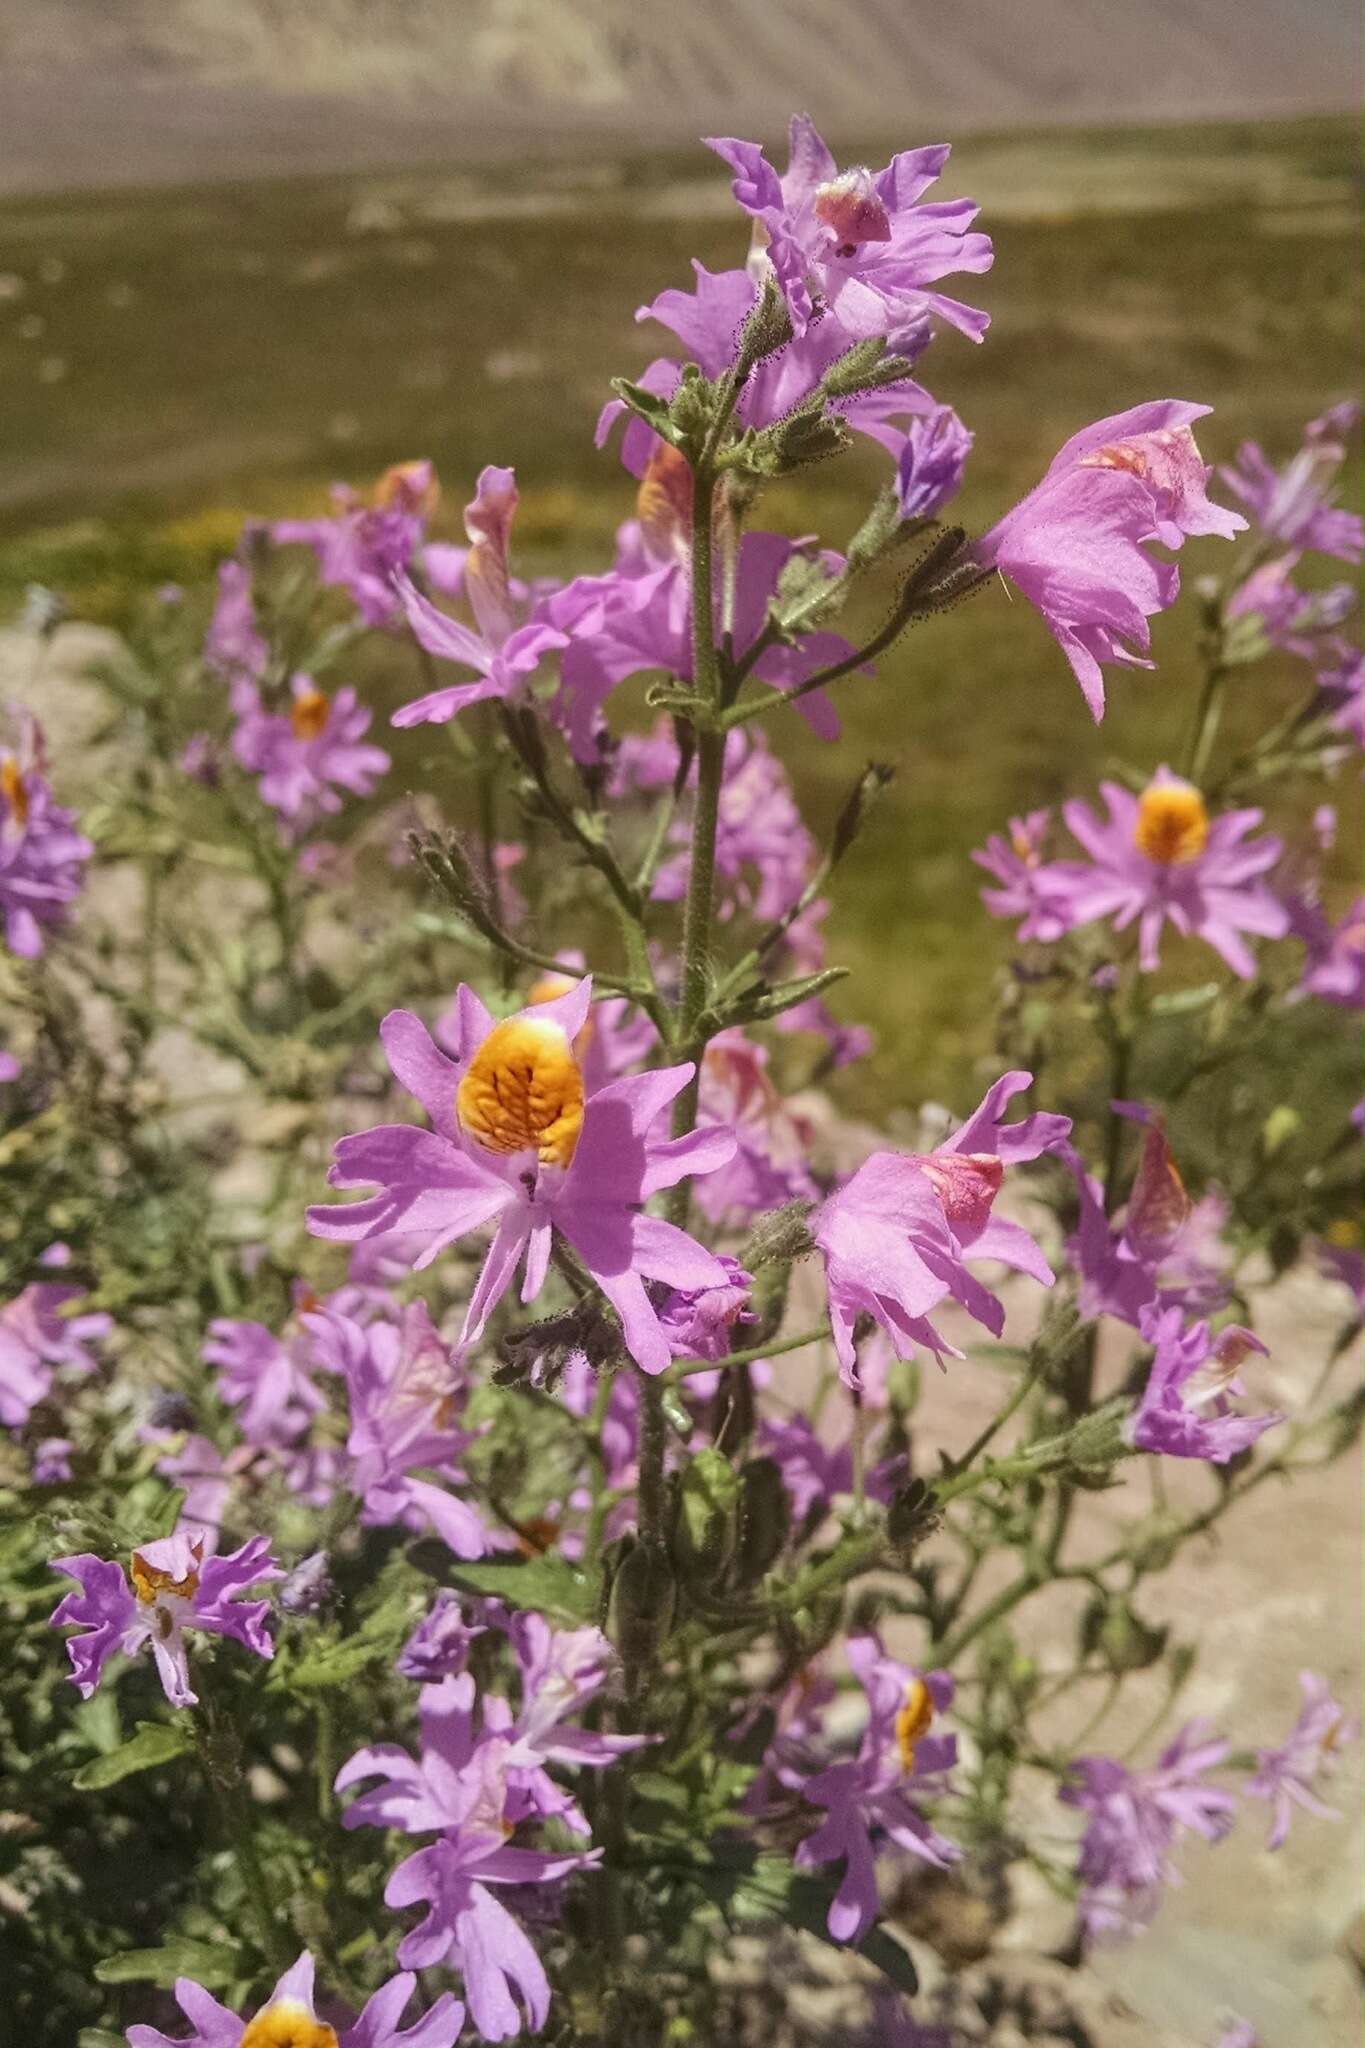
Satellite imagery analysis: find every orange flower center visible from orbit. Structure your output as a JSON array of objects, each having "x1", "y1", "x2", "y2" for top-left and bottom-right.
[
  {"x1": 636, "y1": 442, "x2": 694, "y2": 559},
  {"x1": 456, "y1": 1016, "x2": 584, "y2": 1168},
  {"x1": 1, "y1": 755, "x2": 29, "y2": 826},
  {"x1": 1133, "y1": 780, "x2": 1209, "y2": 865},
  {"x1": 130, "y1": 1545, "x2": 202, "y2": 1606},
  {"x1": 240, "y1": 2004, "x2": 339, "y2": 2048},
  {"x1": 373, "y1": 459, "x2": 439, "y2": 518},
  {"x1": 289, "y1": 688, "x2": 331, "y2": 741},
  {"x1": 895, "y1": 1677, "x2": 934, "y2": 1773}
]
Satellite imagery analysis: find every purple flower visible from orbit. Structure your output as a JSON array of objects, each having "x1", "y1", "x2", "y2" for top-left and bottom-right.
[
  {"x1": 1220, "y1": 407, "x2": 1363, "y2": 562},
  {"x1": 126, "y1": 1948, "x2": 463, "y2": 2048},
  {"x1": 814, "y1": 1071, "x2": 1067, "y2": 1383},
  {"x1": 0, "y1": 711, "x2": 92, "y2": 957},
  {"x1": 273, "y1": 461, "x2": 439, "y2": 628},
  {"x1": 893, "y1": 401, "x2": 973, "y2": 519},
  {"x1": 758, "y1": 1415, "x2": 852, "y2": 1524},
  {"x1": 1044, "y1": 769, "x2": 1287, "y2": 976},
  {"x1": 1127, "y1": 1305, "x2": 1281, "y2": 1463},
  {"x1": 1060, "y1": 1107, "x2": 1230, "y2": 1330},
  {"x1": 0, "y1": 1279, "x2": 110, "y2": 1429},
  {"x1": 232, "y1": 674, "x2": 389, "y2": 837},
  {"x1": 657, "y1": 1254, "x2": 754, "y2": 1361},
  {"x1": 788, "y1": 1637, "x2": 958, "y2": 1942},
  {"x1": 1225, "y1": 552, "x2": 1357, "y2": 662},
  {"x1": 32, "y1": 1435, "x2": 73, "y2": 1483},
  {"x1": 1247, "y1": 1671, "x2": 1358, "y2": 1849},
  {"x1": 51, "y1": 1531, "x2": 279, "y2": 1708},
  {"x1": 307, "y1": 977, "x2": 736, "y2": 1375},
  {"x1": 1314, "y1": 1232, "x2": 1364, "y2": 1317},
  {"x1": 1317, "y1": 646, "x2": 1363, "y2": 745},
  {"x1": 393, "y1": 466, "x2": 569, "y2": 727},
  {"x1": 972, "y1": 808, "x2": 1073, "y2": 942},
  {"x1": 975, "y1": 402, "x2": 1245, "y2": 718},
  {"x1": 1059, "y1": 1720, "x2": 1236, "y2": 1942},
  {"x1": 398, "y1": 1589, "x2": 488, "y2": 1682},
  {"x1": 707, "y1": 116, "x2": 991, "y2": 348},
  {"x1": 306, "y1": 1300, "x2": 490, "y2": 1559},
  {"x1": 1287, "y1": 891, "x2": 1364, "y2": 1008},
  {"x1": 650, "y1": 726, "x2": 817, "y2": 925},
  {"x1": 337, "y1": 1676, "x2": 598, "y2": 2041},
  {"x1": 202, "y1": 1312, "x2": 327, "y2": 1447}
]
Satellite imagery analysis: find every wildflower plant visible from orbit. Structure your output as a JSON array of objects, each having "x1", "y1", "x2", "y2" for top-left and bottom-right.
[{"x1": 0, "y1": 114, "x2": 1359, "y2": 2048}]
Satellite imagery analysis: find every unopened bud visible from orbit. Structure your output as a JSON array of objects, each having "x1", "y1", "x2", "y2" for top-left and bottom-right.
[
  {"x1": 279, "y1": 1551, "x2": 334, "y2": 1617},
  {"x1": 735, "y1": 276, "x2": 795, "y2": 372},
  {"x1": 669, "y1": 1449, "x2": 740, "y2": 1589},
  {"x1": 739, "y1": 1199, "x2": 816, "y2": 1273},
  {"x1": 731, "y1": 1457, "x2": 791, "y2": 1586},
  {"x1": 606, "y1": 1538, "x2": 676, "y2": 1678},
  {"x1": 887, "y1": 1477, "x2": 941, "y2": 1562},
  {"x1": 1080, "y1": 1593, "x2": 1168, "y2": 1674}
]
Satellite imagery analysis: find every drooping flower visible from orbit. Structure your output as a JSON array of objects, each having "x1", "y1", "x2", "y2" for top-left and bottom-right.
[
  {"x1": 813, "y1": 1071, "x2": 1068, "y2": 1383},
  {"x1": 0, "y1": 1278, "x2": 110, "y2": 1430},
  {"x1": 892, "y1": 401, "x2": 973, "y2": 519},
  {"x1": 657, "y1": 1254, "x2": 755, "y2": 1362},
  {"x1": 392, "y1": 466, "x2": 569, "y2": 727},
  {"x1": 1041, "y1": 769, "x2": 1287, "y2": 976},
  {"x1": 126, "y1": 1948, "x2": 463, "y2": 2048},
  {"x1": 1220, "y1": 406, "x2": 1363, "y2": 562},
  {"x1": 1060, "y1": 1106, "x2": 1231, "y2": 1331},
  {"x1": 337, "y1": 1676, "x2": 598, "y2": 2041},
  {"x1": 1246, "y1": 1671, "x2": 1358, "y2": 1849},
  {"x1": 0, "y1": 710, "x2": 93, "y2": 958},
  {"x1": 307, "y1": 977, "x2": 736, "y2": 1374},
  {"x1": 51, "y1": 1531, "x2": 279, "y2": 1708},
  {"x1": 974, "y1": 402, "x2": 1246, "y2": 718},
  {"x1": 1059, "y1": 1720, "x2": 1236, "y2": 1942},
  {"x1": 1224, "y1": 552, "x2": 1357, "y2": 663},
  {"x1": 1127, "y1": 1305, "x2": 1281, "y2": 1463},
  {"x1": 707, "y1": 115, "x2": 992, "y2": 348},
  {"x1": 787, "y1": 1637, "x2": 958, "y2": 1942},
  {"x1": 231, "y1": 673, "x2": 389, "y2": 837}
]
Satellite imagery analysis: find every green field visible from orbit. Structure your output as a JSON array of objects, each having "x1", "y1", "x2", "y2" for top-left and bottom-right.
[{"x1": 0, "y1": 116, "x2": 1358, "y2": 1113}]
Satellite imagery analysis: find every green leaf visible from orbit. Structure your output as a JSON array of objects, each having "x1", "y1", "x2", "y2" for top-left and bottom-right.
[
  {"x1": 785, "y1": 1875, "x2": 919, "y2": 1995},
  {"x1": 609, "y1": 377, "x2": 682, "y2": 445},
  {"x1": 73, "y1": 1721, "x2": 192, "y2": 1789},
  {"x1": 277, "y1": 1586, "x2": 420, "y2": 1692},
  {"x1": 95, "y1": 1938, "x2": 242, "y2": 1988},
  {"x1": 78, "y1": 2031, "x2": 128, "y2": 2048},
  {"x1": 1150, "y1": 982, "x2": 1221, "y2": 1016},
  {"x1": 693, "y1": 1850, "x2": 919, "y2": 1997},
  {"x1": 446, "y1": 1555, "x2": 597, "y2": 1623}
]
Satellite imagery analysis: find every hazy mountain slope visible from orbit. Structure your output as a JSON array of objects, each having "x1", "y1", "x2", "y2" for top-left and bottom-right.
[{"x1": 0, "y1": 0, "x2": 1359, "y2": 191}]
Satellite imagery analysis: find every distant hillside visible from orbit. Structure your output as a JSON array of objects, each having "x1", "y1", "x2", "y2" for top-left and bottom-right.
[{"x1": 0, "y1": 0, "x2": 1360, "y2": 192}]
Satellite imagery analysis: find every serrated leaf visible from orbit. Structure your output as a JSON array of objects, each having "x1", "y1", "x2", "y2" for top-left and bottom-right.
[
  {"x1": 95, "y1": 1937, "x2": 242, "y2": 1988},
  {"x1": 73, "y1": 1721, "x2": 192, "y2": 1790},
  {"x1": 609, "y1": 378, "x2": 682, "y2": 445},
  {"x1": 446, "y1": 1555, "x2": 597, "y2": 1623}
]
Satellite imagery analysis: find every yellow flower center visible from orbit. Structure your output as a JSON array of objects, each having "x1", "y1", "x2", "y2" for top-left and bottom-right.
[
  {"x1": 240, "y1": 2003, "x2": 339, "y2": 2048},
  {"x1": 130, "y1": 1544, "x2": 202, "y2": 1606},
  {"x1": 289, "y1": 688, "x2": 331, "y2": 741},
  {"x1": 895, "y1": 1677, "x2": 934, "y2": 1773},
  {"x1": 1, "y1": 754, "x2": 29, "y2": 826},
  {"x1": 1133, "y1": 779, "x2": 1209, "y2": 865},
  {"x1": 1326, "y1": 1217, "x2": 1361, "y2": 1250},
  {"x1": 456, "y1": 1016, "x2": 584, "y2": 1168}
]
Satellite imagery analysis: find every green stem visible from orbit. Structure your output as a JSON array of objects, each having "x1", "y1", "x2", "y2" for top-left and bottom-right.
[
  {"x1": 667, "y1": 1322, "x2": 831, "y2": 1383},
  {"x1": 945, "y1": 1362, "x2": 1041, "y2": 1477},
  {"x1": 194, "y1": 1708, "x2": 291, "y2": 1971},
  {"x1": 1183, "y1": 654, "x2": 1228, "y2": 784}
]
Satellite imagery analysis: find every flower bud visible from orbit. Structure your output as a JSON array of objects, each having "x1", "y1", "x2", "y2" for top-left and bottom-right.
[
  {"x1": 1079, "y1": 1592, "x2": 1168, "y2": 1674},
  {"x1": 731, "y1": 1456, "x2": 791, "y2": 1586},
  {"x1": 668, "y1": 1448, "x2": 740, "y2": 1590},
  {"x1": 606, "y1": 1537, "x2": 676, "y2": 1677},
  {"x1": 279, "y1": 1550, "x2": 334, "y2": 1617},
  {"x1": 887, "y1": 1477, "x2": 941, "y2": 1562}
]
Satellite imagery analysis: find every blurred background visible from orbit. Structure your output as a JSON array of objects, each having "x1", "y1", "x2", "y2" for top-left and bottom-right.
[{"x1": 0, "y1": 1, "x2": 1359, "y2": 1116}]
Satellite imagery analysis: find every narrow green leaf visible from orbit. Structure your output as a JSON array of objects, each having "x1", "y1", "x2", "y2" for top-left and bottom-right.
[
  {"x1": 73, "y1": 1721, "x2": 192, "y2": 1790},
  {"x1": 446, "y1": 1555, "x2": 597, "y2": 1623},
  {"x1": 95, "y1": 1938, "x2": 242, "y2": 1988}
]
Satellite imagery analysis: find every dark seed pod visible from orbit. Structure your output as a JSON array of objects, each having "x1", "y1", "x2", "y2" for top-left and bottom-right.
[
  {"x1": 606, "y1": 1537, "x2": 676, "y2": 1681},
  {"x1": 731, "y1": 1456, "x2": 790, "y2": 1587}
]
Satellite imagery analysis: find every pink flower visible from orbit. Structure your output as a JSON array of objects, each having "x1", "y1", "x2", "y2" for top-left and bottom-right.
[
  {"x1": 1127, "y1": 1305, "x2": 1281, "y2": 1464},
  {"x1": 814, "y1": 1072, "x2": 1067, "y2": 1383},
  {"x1": 707, "y1": 115, "x2": 991, "y2": 348},
  {"x1": 972, "y1": 808, "x2": 1073, "y2": 941},
  {"x1": 0, "y1": 710, "x2": 92, "y2": 958},
  {"x1": 126, "y1": 1949, "x2": 462, "y2": 2048},
  {"x1": 1220, "y1": 407, "x2": 1363, "y2": 562},
  {"x1": 976, "y1": 403, "x2": 1245, "y2": 718},
  {"x1": 393, "y1": 466, "x2": 568, "y2": 726},
  {"x1": 1044, "y1": 769, "x2": 1287, "y2": 976},
  {"x1": 308, "y1": 977, "x2": 736, "y2": 1375},
  {"x1": 232, "y1": 673, "x2": 389, "y2": 837},
  {"x1": 1247, "y1": 1671, "x2": 1358, "y2": 1849},
  {"x1": 51, "y1": 1531, "x2": 279, "y2": 1708},
  {"x1": 0, "y1": 1279, "x2": 110, "y2": 1430}
]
